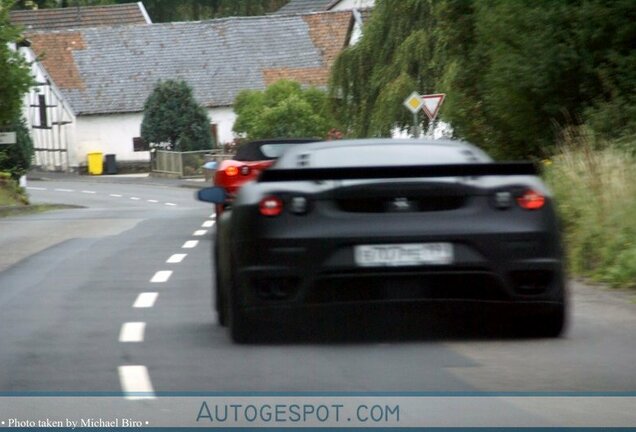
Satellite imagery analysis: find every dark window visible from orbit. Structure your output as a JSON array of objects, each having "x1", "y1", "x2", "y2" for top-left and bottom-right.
[
  {"x1": 38, "y1": 95, "x2": 48, "y2": 128},
  {"x1": 209, "y1": 124, "x2": 218, "y2": 148},
  {"x1": 133, "y1": 137, "x2": 148, "y2": 152}
]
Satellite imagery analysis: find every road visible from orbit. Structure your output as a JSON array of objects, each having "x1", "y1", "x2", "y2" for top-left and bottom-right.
[{"x1": 1, "y1": 176, "x2": 636, "y2": 395}]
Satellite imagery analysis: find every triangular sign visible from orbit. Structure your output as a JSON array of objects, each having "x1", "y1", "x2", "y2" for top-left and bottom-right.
[{"x1": 421, "y1": 93, "x2": 445, "y2": 121}]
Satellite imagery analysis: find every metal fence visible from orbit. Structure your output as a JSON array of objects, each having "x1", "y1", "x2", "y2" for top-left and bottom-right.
[{"x1": 151, "y1": 149, "x2": 234, "y2": 178}]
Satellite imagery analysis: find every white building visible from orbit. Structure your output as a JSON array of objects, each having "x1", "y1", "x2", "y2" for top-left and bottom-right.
[{"x1": 17, "y1": 6, "x2": 353, "y2": 172}]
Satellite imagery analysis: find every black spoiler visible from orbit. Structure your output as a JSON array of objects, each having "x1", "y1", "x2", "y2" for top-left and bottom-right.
[{"x1": 258, "y1": 162, "x2": 538, "y2": 183}]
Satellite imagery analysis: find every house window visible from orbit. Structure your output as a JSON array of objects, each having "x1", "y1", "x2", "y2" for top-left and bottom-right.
[
  {"x1": 38, "y1": 95, "x2": 48, "y2": 128},
  {"x1": 133, "y1": 137, "x2": 148, "y2": 152}
]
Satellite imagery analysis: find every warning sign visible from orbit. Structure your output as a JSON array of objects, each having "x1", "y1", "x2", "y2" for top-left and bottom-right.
[{"x1": 421, "y1": 94, "x2": 445, "y2": 121}]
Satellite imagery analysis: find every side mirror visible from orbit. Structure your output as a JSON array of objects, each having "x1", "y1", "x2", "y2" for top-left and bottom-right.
[{"x1": 197, "y1": 187, "x2": 227, "y2": 204}]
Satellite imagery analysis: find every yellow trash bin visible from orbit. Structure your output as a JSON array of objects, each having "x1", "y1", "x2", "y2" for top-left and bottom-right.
[{"x1": 87, "y1": 152, "x2": 103, "y2": 175}]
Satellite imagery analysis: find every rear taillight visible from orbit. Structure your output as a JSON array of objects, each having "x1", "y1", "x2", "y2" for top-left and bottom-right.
[
  {"x1": 225, "y1": 166, "x2": 239, "y2": 177},
  {"x1": 517, "y1": 189, "x2": 545, "y2": 210},
  {"x1": 259, "y1": 196, "x2": 283, "y2": 216}
]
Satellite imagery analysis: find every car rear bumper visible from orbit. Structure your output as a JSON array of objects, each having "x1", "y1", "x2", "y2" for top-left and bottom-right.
[
  {"x1": 232, "y1": 230, "x2": 565, "y2": 309},
  {"x1": 239, "y1": 298, "x2": 565, "y2": 328}
]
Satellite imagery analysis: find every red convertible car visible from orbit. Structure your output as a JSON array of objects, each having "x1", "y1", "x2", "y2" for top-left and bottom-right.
[{"x1": 212, "y1": 138, "x2": 320, "y2": 214}]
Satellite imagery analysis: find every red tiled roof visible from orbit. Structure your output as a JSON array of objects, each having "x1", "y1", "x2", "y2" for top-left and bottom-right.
[{"x1": 10, "y1": 3, "x2": 150, "y2": 31}]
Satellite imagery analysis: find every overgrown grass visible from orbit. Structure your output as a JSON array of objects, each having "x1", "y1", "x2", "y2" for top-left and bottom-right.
[
  {"x1": 544, "y1": 129, "x2": 636, "y2": 288},
  {"x1": 0, "y1": 172, "x2": 28, "y2": 206}
]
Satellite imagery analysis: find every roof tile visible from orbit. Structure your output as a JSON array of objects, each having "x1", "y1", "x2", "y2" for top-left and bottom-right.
[
  {"x1": 10, "y1": 3, "x2": 149, "y2": 31},
  {"x1": 26, "y1": 11, "x2": 351, "y2": 115}
]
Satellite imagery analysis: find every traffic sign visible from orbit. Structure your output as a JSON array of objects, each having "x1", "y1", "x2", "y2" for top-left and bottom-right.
[
  {"x1": 403, "y1": 92, "x2": 424, "y2": 114},
  {"x1": 0, "y1": 132, "x2": 16, "y2": 145},
  {"x1": 421, "y1": 94, "x2": 445, "y2": 121}
]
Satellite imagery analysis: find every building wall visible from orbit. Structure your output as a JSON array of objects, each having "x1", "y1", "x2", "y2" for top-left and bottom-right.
[
  {"x1": 74, "y1": 112, "x2": 147, "y2": 168},
  {"x1": 208, "y1": 106, "x2": 237, "y2": 146},
  {"x1": 72, "y1": 106, "x2": 237, "y2": 169},
  {"x1": 20, "y1": 46, "x2": 76, "y2": 172}
]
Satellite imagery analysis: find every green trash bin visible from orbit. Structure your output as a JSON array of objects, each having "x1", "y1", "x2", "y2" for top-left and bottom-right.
[{"x1": 87, "y1": 152, "x2": 103, "y2": 175}]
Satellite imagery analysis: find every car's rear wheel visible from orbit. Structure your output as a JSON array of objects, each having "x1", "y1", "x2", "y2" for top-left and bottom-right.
[{"x1": 213, "y1": 250, "x2": 227, "y2": 326}]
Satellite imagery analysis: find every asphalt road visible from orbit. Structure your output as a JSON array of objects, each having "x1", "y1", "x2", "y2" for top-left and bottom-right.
[{"x1": 1, "y1": 176, "x2": 635, "y2": 394}]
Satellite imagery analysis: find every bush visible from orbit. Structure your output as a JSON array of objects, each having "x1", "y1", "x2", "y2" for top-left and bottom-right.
[
  {"x1": 544, "y1": 128, "x2": 636, "y2": 288},
  {"x1": 0, "y1": 172, "x2": 28, "y2": 206},
  {"x1": 233, "y1": 80, "x2": 338, "y2": 140},
  {"x1": 0, "y1": 116, "x2": 34, "y2": 179},
  {"x1": 141, "y1": 80, "x2": 213, "y2": 151}
]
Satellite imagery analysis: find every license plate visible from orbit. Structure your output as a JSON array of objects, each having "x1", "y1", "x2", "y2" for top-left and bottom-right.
[{"x1": 354, "y1": 243, "x2": 453, "y2": 267}]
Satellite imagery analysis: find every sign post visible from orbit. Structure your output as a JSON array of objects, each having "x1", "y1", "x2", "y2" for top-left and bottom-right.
[
  {"x1": 0, "y1": 132, "x2": 17, "y2": 145},
  {"x1": 403, "y1": 92, "x2": 424, "y2": 138}
]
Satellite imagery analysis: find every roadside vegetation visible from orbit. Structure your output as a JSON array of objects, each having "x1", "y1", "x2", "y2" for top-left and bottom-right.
[
  {"x1": 329, "y1": 0, "x2": 635, "y2": 288},
  {"x1": 1, "y1": 0, "x2": 34, "y2": 211},
  {"x1": 544, "y1": 131, "x2": 636, "y2": 288},
  {"x1": 0, "y1": 172, "x2": 28, "y2": 206},
  {"x1": 233, "y1": 80, "x2": 338, "y2": 141},
  {"x1": 141, "y1": 80, "x2": 212, "y2": 151}
]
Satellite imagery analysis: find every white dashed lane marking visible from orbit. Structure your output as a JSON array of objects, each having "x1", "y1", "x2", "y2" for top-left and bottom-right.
[
  {"x1": 29, "y1": 188, "x2": 181, "y2": 208},
  {"x1": 202, "y1": 220, "x2": 215, "y2": 228},
  {"x1": 166, "y1": 254, "x2": 187, "y2": 264},
  {"x1": 133, "y1": 292, "x2": 158, "y2": 308},
  {"x1": 193, "y1": 230, "x2": 207, "y2": 236},
  {"x1": 119, "y1": 322, "x2": 146, "y2": 342},
  {"x1": 118, "y1": 366, "x2": 156, "y2": 400},
  {"x1": 150, "y1": 270, "x2": 172, "y2": 283},
  {"x1": 182, "y1": 240, "x2": 198, "y2": 249}
]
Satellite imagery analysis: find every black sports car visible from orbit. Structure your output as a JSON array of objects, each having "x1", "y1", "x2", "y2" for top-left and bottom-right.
[{"x1": 198, "y1": 138, "x2": 567, "y2": 342}]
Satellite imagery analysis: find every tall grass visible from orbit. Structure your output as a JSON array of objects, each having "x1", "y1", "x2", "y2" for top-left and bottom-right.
[{"x1": 544, "y1": 129, "x2": 636, "y2": 288}]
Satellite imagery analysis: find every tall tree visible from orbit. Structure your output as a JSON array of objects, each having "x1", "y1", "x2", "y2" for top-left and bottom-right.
[
  {"x1": 0, "y1": 0, "x2": 34, "y2": 128},
  {"x1": 330, "y1": 0, "x2": 636, "y2": 159},
  {"x1": 12, "y1": 0, "x2": 290, "y2": 21},
  {"x1": 141, "y1": 80, "x2": 212, "y2": 151},
  {"x1": 233, "y1": 80, "x2": 337, "y2": 141}
]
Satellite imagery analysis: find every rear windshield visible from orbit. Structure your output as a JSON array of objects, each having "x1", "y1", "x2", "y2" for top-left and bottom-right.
[
  {"x1": 277, "y1": 144, "x2": 491, "y2": 168},
  {"x1": 234, "y1": 140, "x2": 319, "y2": 161}
]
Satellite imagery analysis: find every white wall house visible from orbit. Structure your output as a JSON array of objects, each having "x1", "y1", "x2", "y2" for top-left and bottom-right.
[
  {"x1": 22, "y1": 10, "x2": 352, "y2": 172},
  {"x1": 72, "y1": 107, "x2": 236, "y2": 168},
  {"x1": 19, "y1": 45, "x2": 76, "y2": 172}
]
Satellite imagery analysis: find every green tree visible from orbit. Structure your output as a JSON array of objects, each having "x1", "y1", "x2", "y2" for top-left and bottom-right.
[
  {"x1": 330, "y1": 0, "x2": 443, "y2": 138},
  {"x1": 141, "y1": 80, "x2": 213, "y2": 151},
  {"x1": 140, "y1": 0, "x2": 288, "y2": 22},
  {"x1": 233, "y1": 80, "x2": 337, "y2": 141},
  {"x1": 0, "y1": 116, "x2": 34, "y2": 179},
  {"x1": 1, "y1": 0, "x2": 34, "y2": 128},
  {"x1": 330, "y1": 0, "x2": 636, "y2": 159}
]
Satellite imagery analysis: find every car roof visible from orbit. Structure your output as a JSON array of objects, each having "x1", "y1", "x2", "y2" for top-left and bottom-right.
[{"x1": 275, "y1": 138, "x2": 492, "y2": 167}]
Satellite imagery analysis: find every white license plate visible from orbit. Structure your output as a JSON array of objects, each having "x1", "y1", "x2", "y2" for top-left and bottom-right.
[{"x1": 354, "y1": 243, "x2": 453, "y2": 267}]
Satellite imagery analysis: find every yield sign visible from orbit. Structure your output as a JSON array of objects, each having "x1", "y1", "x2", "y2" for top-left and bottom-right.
[{"x1": 421, "y1": 93, "x2": 445, "y2": 121}]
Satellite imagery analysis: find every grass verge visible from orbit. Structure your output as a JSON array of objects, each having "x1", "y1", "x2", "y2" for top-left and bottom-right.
[
  {"x1": 0, "y1": 204, "x2": 81, "y2": 218},
  {"x1": 544, "y1": 130, "x2": 635, "y2": 288}
]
